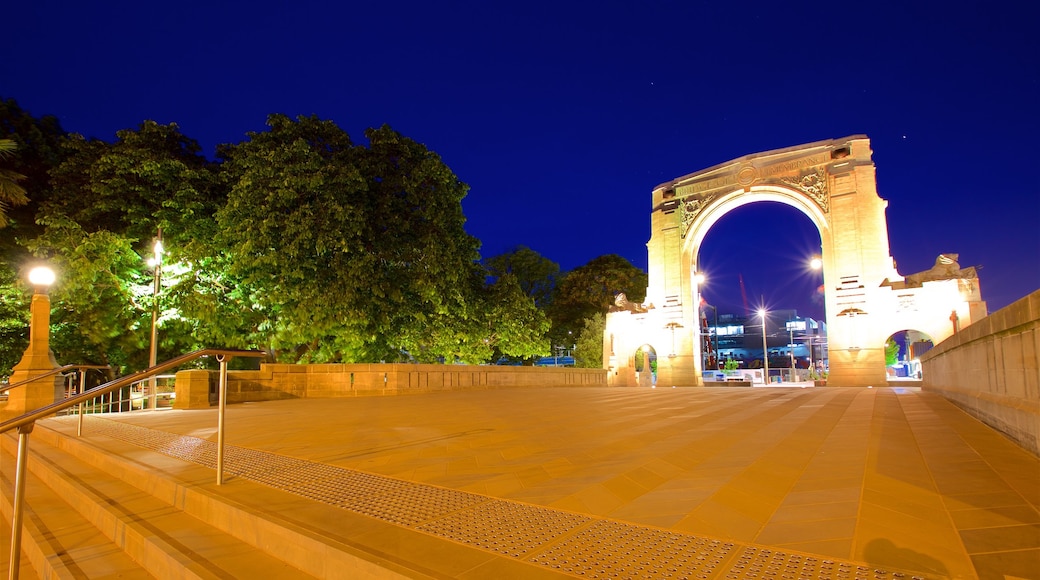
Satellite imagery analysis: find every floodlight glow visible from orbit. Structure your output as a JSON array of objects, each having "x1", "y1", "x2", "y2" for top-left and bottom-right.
[
  {"x1": 694, "y1": 272, "x2": 705, "y2": 285},
  {"x1": 28, "y1": 266, "x2": 55, "y2": 287},
  {"x1": 810, "y1": 257, "x2": 822, "y2": 270}
]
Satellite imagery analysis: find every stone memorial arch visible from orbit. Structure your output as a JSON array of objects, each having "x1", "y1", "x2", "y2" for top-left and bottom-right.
[{"x1": 604, "y1": 136, "x2": 987, "y2": 387}]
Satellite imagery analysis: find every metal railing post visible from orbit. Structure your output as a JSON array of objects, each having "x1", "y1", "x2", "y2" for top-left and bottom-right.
[
  {"x1": 8, "y1": 423, "x2": 34, "y2": 580},
  {"x1": 216, "y1": 355, "x2": 229, "y2": 485}
]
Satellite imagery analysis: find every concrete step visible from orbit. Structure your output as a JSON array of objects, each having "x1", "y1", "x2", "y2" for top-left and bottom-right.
[
  {"x1": 1, "y1": 428, "x2": 314, "y2": 579},
  {"x1": 1, "y1": 432, "x2": 151, "y2": 578},
  {"x1": 14, "y1": 416, "x2": 557, "y2": 580}
]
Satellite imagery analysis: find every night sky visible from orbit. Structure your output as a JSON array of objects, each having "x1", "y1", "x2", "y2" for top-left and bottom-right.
[{"x1": 4, "y1": 1, "x2": 1038, "y2": 322}]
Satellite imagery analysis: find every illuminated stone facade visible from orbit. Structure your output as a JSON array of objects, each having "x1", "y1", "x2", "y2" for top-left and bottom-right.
[{"x1": 604, "y1": 136, "x2": 987, "y2": 387}]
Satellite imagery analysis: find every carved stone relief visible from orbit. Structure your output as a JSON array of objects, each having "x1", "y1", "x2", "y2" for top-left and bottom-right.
[
  {"x1": 679, "y1": 193, "x2": 716, "y2": 238},
  {"x1": 780, "y1": 168, "x2": 829, "y2": 213}
]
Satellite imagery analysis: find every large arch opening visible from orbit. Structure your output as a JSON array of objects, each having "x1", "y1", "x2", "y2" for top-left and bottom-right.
[{"x1": 691, "y1": 194, "x2": 827, "y2": 385}]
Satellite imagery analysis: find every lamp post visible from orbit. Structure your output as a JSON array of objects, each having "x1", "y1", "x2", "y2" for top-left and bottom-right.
[
  {"x1": 788, "y1": 318, "x2": 796, "y2": 380},
  {"x1": 704, "y1": 304, "x2": 719, "y2": 369},
  {"x1": 148, "y1": 236, "x2": 163, "y2": 371},
  {"x1": 8, "y1": 266, "x2": 63, "y2": 413},
  {"x1": 758, "y1": 308, "x2": 769, "y2": 385},
  {"x1": 693, "y1": 271, "x2": 720, "y2": 370},
  {"x1": 147, "y1": 234, "x2": 163, "y2": 409},
  {"x1": 18, "y1": 266, "x2": 57, "y2": 369}
]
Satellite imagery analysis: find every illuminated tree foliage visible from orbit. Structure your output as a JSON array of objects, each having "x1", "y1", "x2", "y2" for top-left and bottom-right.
[
  {"x1": 1, "y1": 107, "x2": 555, "y2": 373},
  {"x1": 0, "y1": 97, "x2": 68, "y2": 251},
  {"x1": 17, "y1": 122, "x2": 219, "y2": 370},
  {"x1": 548, "y1": 254, "x2": 647, "y2": 345},
  {"x1": 483, "y1": 245, "x2": 560, "y2": 308},
  {"x1": 215, "y1": 115, "x2": 537, "y2": 363},
  {"x1": 573, "y1": 312, "x2": 605, "y2": 368},
  {"x1": 885, "y1": 338, "x2": 900, "y2": 366},
  {"x1": 0, "y1": 139, "x2": 29, "y2": 228}
]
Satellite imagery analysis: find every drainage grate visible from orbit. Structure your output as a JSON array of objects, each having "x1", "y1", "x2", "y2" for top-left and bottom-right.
[{"x1": 64, "y1": 417, "x2": 941, "y2": 580}]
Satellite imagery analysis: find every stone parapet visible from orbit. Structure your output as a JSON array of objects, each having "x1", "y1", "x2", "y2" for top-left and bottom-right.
[
  {"x1": 174, "y1": 364, "x2": 608, "y2": 409},
  {"x1": 921, "y1": 290, "x2": 1040, "y2": 455}
]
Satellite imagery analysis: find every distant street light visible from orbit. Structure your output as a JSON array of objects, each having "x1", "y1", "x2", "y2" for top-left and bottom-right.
[
  {"x1": 701, "y1": 304, "x2": 718, "y2": 369},
  {"x1": 810, "y1": 256, "x2": 822, "y2": 270},
  {"x1": 758, "y1": 308, "x2": 769, "y2": 384},
  {"x1": 693, "y1": 272, "x2": 719, "y2": 369}
]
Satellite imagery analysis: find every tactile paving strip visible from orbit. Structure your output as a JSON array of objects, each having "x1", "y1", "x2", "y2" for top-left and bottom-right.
[
  {"x1": 724, "y1": 546, "x2": 927, "y2": 580},
  {"x1": 530, "y1": 519, "x2": 735, "y2": 579},
  {"x1": 417, "y1": 499, "x2": 592, "y2": 558},
  {"x1": 62, "y1": 416, "x2": 939, "y2": 579}
]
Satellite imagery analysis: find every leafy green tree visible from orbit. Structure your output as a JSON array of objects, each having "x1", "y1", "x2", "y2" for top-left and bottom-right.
[
  {"x1": 480, "y1": 273, "x2": 551, "y2": 361},
  {"x1": 216, "y1": 115, "x2": 487, "y2": 363},
  {"x1": 483, "y1": 246, "x2": 560, "y2": 308},
  {"x1": 573, "y1": 312, "x2": 605, "y2": 368},
  {"x1": 26, "y1": 218, "x2": 152, "y2": 370},
  {"x1": 45, "y1": 121, "x2": 222, "y2": 248},
  {"x1": 549, "y1": 254, "x2": 647, "y2": 345},
  {"x1": 0, "y1": 267, "x2": 30, "y2": 378},
  {"x1": 885, "y1": 338, "x2": 900, "y2": 366},
  {"x1": 26, "y1": 121, "x2": 221, "y2": 371},
  {"x1": 0, "y1": 139, "x2": 28, "y2": 228},
  {"x1": 215, "y1": 114, "x2": 371, "y2": 360},
  {"x1": 0, "y1": 98, "x2": 68, "y2": 254}
]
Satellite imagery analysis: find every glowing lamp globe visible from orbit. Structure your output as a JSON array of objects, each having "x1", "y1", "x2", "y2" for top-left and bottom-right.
[{"x1": 28, "y1": 266, "x2": 55, "y2": 288}]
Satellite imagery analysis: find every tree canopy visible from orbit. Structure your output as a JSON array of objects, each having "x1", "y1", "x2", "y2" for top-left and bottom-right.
[
  {"x1": 0, "y1": 103, "x2": 642, "y2": 377},
  {"x1": 548, "y1": 254, "x2": 647, "y2": 346},
  {"x1": 483, "y1": 245, "x2": 560, "y2": 309}
]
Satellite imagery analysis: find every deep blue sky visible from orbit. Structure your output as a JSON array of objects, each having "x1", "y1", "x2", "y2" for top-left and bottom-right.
[{"x1": 4, "y1": 1, "x2": 1038, "y2": 321}]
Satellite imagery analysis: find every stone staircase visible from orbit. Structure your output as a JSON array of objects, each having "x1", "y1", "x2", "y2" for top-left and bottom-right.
[
  {"x1": 0, "y1": 424, "x2": 329, "y2": 578},
  {"x1": 0, "y1": 417, "x2": 575, "y2": 579},
  {"x1": 2, "y1": 415, "x2": 942, "y2": 580}
]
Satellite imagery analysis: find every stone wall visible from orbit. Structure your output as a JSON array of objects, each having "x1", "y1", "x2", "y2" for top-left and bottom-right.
[
  {"x1": 175, "y1": 363, "x2": 608, "y2": 409},
  {"x1": 920, "y1": 290, "x2": 1039, "y2": 455}
]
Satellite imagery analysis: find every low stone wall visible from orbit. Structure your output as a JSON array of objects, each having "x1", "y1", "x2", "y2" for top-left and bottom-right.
[
  {"x1": 920, "y1": 290, "x2": 1039, "y2": 455},
  {"x1": 175, "y1": 363, "x2": 608, "y2": 409}
]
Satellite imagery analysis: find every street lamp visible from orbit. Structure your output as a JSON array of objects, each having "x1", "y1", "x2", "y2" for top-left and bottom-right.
[
  {"x1": 701, "y1": 304, "x2": 719, "y2": 369},
  {"x1": 147, "y1": 234, "x2": 163, "y2": 409},
  {"x1": 758, "y1": 308, "x2": 768, "y2": 385},
  {"x1": 148, "y1": 236, "x2": 163, "y2": 371},
  {"x1": 16, "y1": 266, "x2": 58, "y2": 370},
  {"x1": 694, "y1": 271, "x2": 719, "y2": 370},
  {"x1": 809, "y1": 256, "x2": 822, "y2": 270},
  {"x1": 8, "y1": 265, "x2": 63, "y2": 413}
]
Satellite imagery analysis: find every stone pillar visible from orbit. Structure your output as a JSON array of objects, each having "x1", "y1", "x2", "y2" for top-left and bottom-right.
[
  {"x1": 173, "y1": 369, "x2": 215, "y2": 409},
  {"x1": 5, "y1": 291, "x2": 63, "y2": 416}
]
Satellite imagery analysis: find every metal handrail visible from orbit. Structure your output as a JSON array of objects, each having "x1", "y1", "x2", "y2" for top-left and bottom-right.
[
  {"x1": 0, "y1": 364, "x2": 109, "y2": 393},
  {"x1": 2, "y1": 347, "x2": 266, "y2": 580},
  {"x1": 0, "y1": 349, "x2": 261, "y2": 435}
]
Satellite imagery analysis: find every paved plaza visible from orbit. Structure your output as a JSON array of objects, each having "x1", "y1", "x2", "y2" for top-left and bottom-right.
[{"x1": 34, "y1": 386, "x2": 1040, "y2": 578}]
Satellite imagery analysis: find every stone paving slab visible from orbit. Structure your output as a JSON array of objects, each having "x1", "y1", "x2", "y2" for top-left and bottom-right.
[{"x1": 46, "y1": 386, "x2": 1040, "y2": 579}]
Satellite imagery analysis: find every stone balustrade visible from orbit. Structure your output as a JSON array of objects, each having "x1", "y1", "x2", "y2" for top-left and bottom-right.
[{"x1": 920, "y1": 290, "x2": 1039, "y2": 455}]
